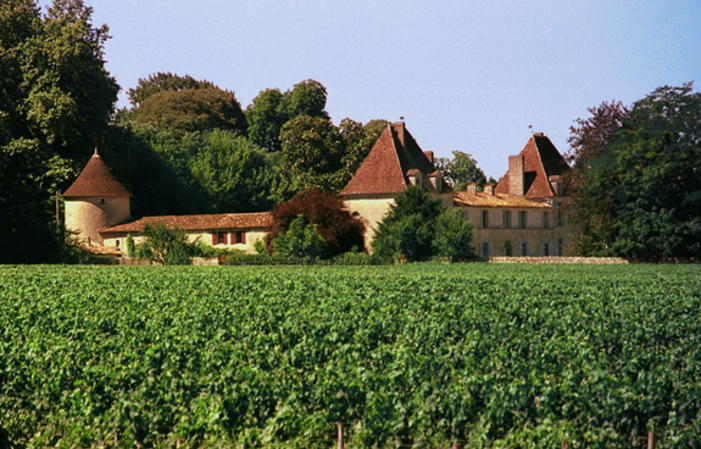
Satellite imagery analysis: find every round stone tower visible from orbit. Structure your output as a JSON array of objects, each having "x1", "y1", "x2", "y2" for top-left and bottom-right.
[{"x1": 63, "y1": 150, "x2": 132, "y2": 246}]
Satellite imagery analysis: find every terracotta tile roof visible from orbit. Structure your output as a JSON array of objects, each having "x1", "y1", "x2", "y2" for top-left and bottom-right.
[
  {"x1": 454, "y1": 191, "x2": 551, "y2": 208},
  {"x1": 341, "y1": 122, "x2": 450, "y2": 197},
  {"x1": 495, "y1": 133, "x2": 569, "y2": 198},
  {"x1": 64, "y1": 152, "x2": 132, "y2": 198},
  {"x1": 99, "y1": 212, "x2": 272, "y2": 234}
]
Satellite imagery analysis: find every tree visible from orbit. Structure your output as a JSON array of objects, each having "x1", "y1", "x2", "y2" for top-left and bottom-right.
[
  {"x1": 245, "y1": 79, "x2": 330, "y2": 152},
  {"x1": 338, "y1": 118, "x2": 387, "y2": 185},
  {"x1": 127, "y1": 72, "x2": 216, "y2": 107},
  {"x1": 565, "y1": 101, "x2": 629, "y2": 255},
  {"x1": 435, "y1": 151, "x2": 486, "y2": 191},
  {"x1": 280, "y1": 79, "x2": 330, "y2": 120},
  {"x1": 566, "y1": 101, "x2": 629, "y2": 189},
  {"x1": 264, "y1": 189, "x2": 365, "y2": 257},
  {"x1": 187, "y1": 129, "x2": 276, "y2": 212},
  {"x1": 0, "y1": 0, "x2": 119, "y2": 263},
  {"x1": 127, "y1": 88, "x2": 248, "y2": 136},
  {"x1": 245, "y1": 88, "x2": 286, "y2": 152},
  {"x1": 371, "y1": 186, "x2": 444, "y2": 262},
  {"x1": 132, "y1": 222, "x2": 195, "y2": 265},
  {"x1": 272, "y1": 215, "x2": 324, "y2": 260},
  {"x1": 576, "y1": 83, "x2": 701, "y2": 260},
  {"x1": 433, "y1": 208, "x2": 476, "y2": 262},
  {"x1": 276, "y1": 115, "x2": 345, "y2": 198}
]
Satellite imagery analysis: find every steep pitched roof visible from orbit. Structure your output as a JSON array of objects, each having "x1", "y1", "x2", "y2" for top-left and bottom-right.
[
  {"x1": 341, "y1": 122, "x2": 448, "y2": 197},
  {"x1": 64, "y1": 152, "x2": 132, "y2": 198},
  {"x1": 494, "y1": 133, "x2": 569, "y2": 198},
  {"x1": 99, "y1": 212, "x2": 272, "y2": 234}
]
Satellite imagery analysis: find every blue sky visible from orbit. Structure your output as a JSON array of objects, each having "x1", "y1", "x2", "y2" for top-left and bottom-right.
[{"x1": 40, "y1": 0, "x2": 700, "y2": 178}]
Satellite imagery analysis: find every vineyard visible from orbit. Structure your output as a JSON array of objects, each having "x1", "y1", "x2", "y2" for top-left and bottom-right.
[{"x1": 1, "y1": 264, "x2": 700, "y2": 448}]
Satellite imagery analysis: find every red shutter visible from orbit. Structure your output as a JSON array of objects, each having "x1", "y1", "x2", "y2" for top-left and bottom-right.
[
  {"x1": 212, "y1": 232, "x2": 218, "y2": 245},
  {"x1": 222, "y1": 232, "x2": 228, "y2": 245},
  {"x1": 241, "y1": 231, "x2": 246, "y2": 244}
]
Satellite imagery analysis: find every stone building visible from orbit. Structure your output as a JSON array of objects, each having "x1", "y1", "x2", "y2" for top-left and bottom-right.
[
  {"x1": 341, "y1": 125, "x2": 574, "y2": 256},
  {"x1": 63, "y1": 151, "x2": 270, "y2": 256},
  {"x1": 341, "y1": 121, "x2": 453, "y2": 245},
  {"x1": 64, "y1": 125, "x2": 573, "y2": 259},
  {"x1": 63, "y1": 150, "x2": 132, "y2": 246}
]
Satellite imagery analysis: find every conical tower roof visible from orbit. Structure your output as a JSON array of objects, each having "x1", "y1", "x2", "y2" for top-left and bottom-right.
[{"x1": 63, "y1": 151, "x2": 132, "y2": 198}]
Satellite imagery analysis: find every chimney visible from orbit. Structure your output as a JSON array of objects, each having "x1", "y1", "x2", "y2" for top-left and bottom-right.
[
  {"x1": 394, "y1": 121, "x2": 406, "y2": 147},
  {"x1": 484, "y1": 183, "x2": 495, "y2": 196},
  {"x1": 423, "y1": 151, "x2": 434, "y2": 164},
  {"x1": 466, "y1": 182, "x2": 477, "y2": 195},
  {"x1": 508, "y1": 154, "x2": 525, "y2": 196}
]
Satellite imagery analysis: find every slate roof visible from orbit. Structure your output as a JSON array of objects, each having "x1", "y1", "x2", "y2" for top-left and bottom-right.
[
  {"x1": 494, "y1": 133, "x2": 569, "y2": 198},
  {"x1": 341, "y1": 122, "x2": 449, "y2": 197},
  {"x1": 64, "y1": 152, "x2": 132, "y2": 198},
  {"x1": 100, "y1": 212, "x2": 272, "y2": 234},
  {"x1": 453, "y1": 191, "x2": 550, "y2": 209}
]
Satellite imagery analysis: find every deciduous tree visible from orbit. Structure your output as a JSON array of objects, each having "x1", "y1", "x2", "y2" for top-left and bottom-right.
[
  {"x1": 127, "y1": 72, "x2": 216, "y2": 107},
  {"x1": 435, "y1": 150, "x2": 486, "y2": 191},
  {"x1": 0, "y1": 0, "x2": 118, "y2": 263},
  {"x1": 575, "y1": 83, "x2": 701, "y2": 260},
  {"x1": 128, "y1": 88, "x2": 247, "y2": 136},
  {"x1": 264, "y1": 189, "x2": 365, "y2": 257}
]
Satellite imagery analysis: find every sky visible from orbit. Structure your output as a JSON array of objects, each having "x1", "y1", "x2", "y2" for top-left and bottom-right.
[{"x1": 40, "y1": 0, "x2": 700, "y2": 178}]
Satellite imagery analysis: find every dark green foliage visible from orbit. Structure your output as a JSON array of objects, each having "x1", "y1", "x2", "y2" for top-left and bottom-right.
[
  {"x1": 112, "y1": 126, "x2": 276, "y2": 215},
  {"x1": 271, "y1": 215, "x2": 324, "y2": 260},
  {"x1": 575, "y1": 84, "x2": 701, "y2": 260},
  {"x1": 245, "y1": 88, "x2": 286, "y2": 152},
  {"x1": 2, "y1": 264, "x2": 700, "y2": 447},
  {"x1": 0, "y1": 0, "x2": 119, "y2": 263},
  {"x1": 433, "y1": 208, "x2": 476, "y2": 261},
  {"x1": 265, "y1": 189, "x2": 365, "y2": 258},
  {"x1": 127, "y1": 71, "x2": 217, "y2": 107},
  {"x1": 273, "y1": 116, "x2": 385, "y2": 200},
  {"x1": 276, "y1": 115, "x2": 345, "y2": 197},
  {"x1": 127, "y1": 88, "x2": 248, "y2": 136},
  {"x1": 280, "y1": 79, "x2": 330, "y2": 121},
  {"x1": 132, "y1": 222, "x2": 195, "y2": 265},
  {"x1": 372, "y1": 186, "x2": 444, "y2": 262},
  {"x1": 436, "y1": 150, "x2": 487, "y2": 191},
  {"x1": 245, "y1": 79, "x2": 329, "y2": 153}
]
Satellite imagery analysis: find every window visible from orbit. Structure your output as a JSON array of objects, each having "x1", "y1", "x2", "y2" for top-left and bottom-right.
[
  {"x1": 212, "y1": 231, "x2": 228, "y2": 245},
  {"x1": 230, "y1": 231, "x2": 246, "y2": 244},
  {"x1": 543, "y1": 242, "x2": 550, "y2": 256},
  {"x1": 543, "y1": 211, "x2": 550, "y2": 229},
  {"x1": 481, "y1": 241, "x2": 490, "y2": 257},
  {"x1": 503, "y1": 211, "x2": 512, "y2": 229},
  {"x1": 481, "y1": 210, "x2": 489, "y2": 229},
  {"x1": 520, "y1": 242, "x2": 528, "y2": 256},
  {"x1": 518, "y1": 211, "x2": 527, "y2": 229},
  {"x1": 557, "y1": 238, "x2": 563, "y2": 257},
  {"x1": 504, "y1": 243, "x2": 513, "y2": 257}
]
